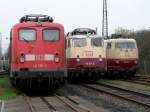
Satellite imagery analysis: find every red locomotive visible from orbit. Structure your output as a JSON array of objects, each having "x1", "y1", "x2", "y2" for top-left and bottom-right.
[{"x1": 10, "y1": 14, "x2": 67, "y2": 88}]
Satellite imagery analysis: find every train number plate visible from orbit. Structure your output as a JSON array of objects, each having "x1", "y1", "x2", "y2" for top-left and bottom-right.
[{"x1": 85, "y1": 62, "x2": 95, "y2": 65}]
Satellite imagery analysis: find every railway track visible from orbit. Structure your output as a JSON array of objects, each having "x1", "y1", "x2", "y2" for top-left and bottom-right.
[
  {"x1": 23, "y1": 95, "x2": 96, "y2": 112},
  {"x1": 82, "y1": 84, "x2": 150, "y2": 108},
  {"x1": 123, "y1": 79, "x2": 150, "y2": 86},
  {"x1": 137, "y1": 79, "x2": 150, "y2": 83},
  {"x1": 0, "y1": 71, "x2": 8, "y2": 78},
  {"x1": 124, "y1": 75, "x2": 150, "y2": 86}
]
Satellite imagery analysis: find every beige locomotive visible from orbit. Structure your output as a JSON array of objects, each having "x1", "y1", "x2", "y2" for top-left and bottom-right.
[
  {"x1": 104, "y1": 38, "x2": 138, "y2": 78},
  {"x1": 66, "y1": 28, "x2": 107, "y2": 81}
]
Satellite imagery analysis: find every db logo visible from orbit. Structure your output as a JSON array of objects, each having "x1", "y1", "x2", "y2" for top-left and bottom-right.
[{"x1": 85, "y1": 51, "x2": 93, "y2": 57}]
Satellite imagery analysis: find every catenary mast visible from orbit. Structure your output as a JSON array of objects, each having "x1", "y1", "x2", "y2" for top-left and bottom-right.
[{"x1": 102, "y1": 0, "x2": 108, "y2": 38}]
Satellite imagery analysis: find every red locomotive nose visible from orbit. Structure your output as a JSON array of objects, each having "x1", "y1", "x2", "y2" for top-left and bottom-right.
[{"x1": 10, "y1": 14, "x2": 66, "y2": 88}]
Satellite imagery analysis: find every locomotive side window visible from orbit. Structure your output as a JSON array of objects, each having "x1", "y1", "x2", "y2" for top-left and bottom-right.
[
  {"x1": 115, "y1": 42, "x2": 136, "y2": 49},
  {"x1": 91, "y1": 38, "x2": 103, "y2": 47},
  {"x1": 19, "y1": 29, "x2": 36, "y2": 41},
  {"x1": 43, "y1": 29, "x2": 59, "y2": 41},
  {"x1": 72, "y1": 38, "x2": 86, "y2": 47}
]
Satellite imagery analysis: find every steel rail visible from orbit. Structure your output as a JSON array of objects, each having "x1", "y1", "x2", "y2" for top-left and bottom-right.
[
  {"x1": 23, "y1": 95, "x2": 36, "y2": 112},
  {"x1": 0, "y1": 71, "x2": 8, "y2": 75},
  {"x1": 55, "y1": 94, "x2": 82, "y2": 112},
  {"x1": 82, "y1": 84, "x2": 150, "y2": 108},
  {"x1": 121, "y1": 79, "x2": 150, "y2": 86},
  {"x1": 65, "y1": 96, "x2": 94, "y2": 112},
  {"x1": 40, "y1": 97, "x2": 57, "y2": 112},
  {"x1": 98, "y1": 83, "x2": 150, "y2": 97}
]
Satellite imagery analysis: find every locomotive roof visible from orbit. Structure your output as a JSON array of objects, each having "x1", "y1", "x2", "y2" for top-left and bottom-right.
[
  {"x1": 12, "y1": 22, "x2": 64, "y2": 30},
  {"x1": 105, "y1": 38, "x2": 136, "y2": 43},
  {"x1": 20, "y1": 14, "x2": 53, "y2": 23},
  {"x1": 71, "y1": 28, "x2": 96, "y2": 35},
  {"x1": 66, "y1": 34, "x2": 103, "y2": 39}
]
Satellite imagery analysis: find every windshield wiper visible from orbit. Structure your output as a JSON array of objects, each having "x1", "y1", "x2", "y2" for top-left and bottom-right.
[{"x1": 22, "y1": 38, "x2": 29, "y2": 42}]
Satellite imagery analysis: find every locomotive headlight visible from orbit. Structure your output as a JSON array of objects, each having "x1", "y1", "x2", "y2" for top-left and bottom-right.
[
  {"x1": 115, "y1": 60, "x2": 119, "y2": 64},
  {"x1": 20, "y1": 53, "x2": 25, "y2": 63},
  {"x1": 20, "y1": 57, "x2": 25, "y2": 63},
  {"x1": 99, "y1": 58, "x2": 103, "y2": 61},
  {"x1": 55, "y1": 57, "x2": 59, "y2": 63},
  {"x1": 76, "y1": 55, "x2": 80, "y2": 62},
  {"x1": 99, "y1": 55, "x2": 103, "y2": 61},
  {"x1": 55, "y1": 53, "x2": 59, "y2": 63},
  {"x1": 76, "y1": 58, "x2": 80, "y2": 62},
  {"x1": 134, "y1": 60, "x2": 138, "y2": 64}
]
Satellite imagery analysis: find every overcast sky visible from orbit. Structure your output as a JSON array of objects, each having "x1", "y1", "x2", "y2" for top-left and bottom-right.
[{"x1": 0, "y1": 0, "x2": 150, "y2": 53}]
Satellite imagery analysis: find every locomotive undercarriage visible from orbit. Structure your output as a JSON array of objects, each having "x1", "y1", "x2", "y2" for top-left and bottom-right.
[
  {"x1": 10, "y1": 69, "x2": 67, "y2": 89},
  {"x1": 68, "y1": 69, "x2": 105, "y2": 83},
  {"x1": 106, "y1": 69, "x2": 137, "y2": 79}
]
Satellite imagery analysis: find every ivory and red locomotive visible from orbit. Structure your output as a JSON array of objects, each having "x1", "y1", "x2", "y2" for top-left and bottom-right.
[
  {"x1": 66, "y1": 28, "x2": 107, "y2": 81},
  {"x1": 104, "y1": 38, "x2": 138, "y2": 78}
]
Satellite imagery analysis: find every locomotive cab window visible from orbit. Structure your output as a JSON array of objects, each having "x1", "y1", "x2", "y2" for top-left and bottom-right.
[
  {"x1": 91, "y1": 38, "x2": 103, "y2": 47},
  {"x1": 115, "y1": 42, "x2": 136, "y2": 49},
  {"x1": 19, "y1": 29, "x2": 36, "y2": 41},
  {"x1": 127, "y1": 42, "x2": 136, "y2": 49},
  {"x1": 43, "y1": 29, "x2": 59, "y2": 41},
  {"x1": 72, "y1": 38, "x2": 86, "y2": 47},
  {"x1": 115, "y1": 42, "x2": 126, "y2": 49}
]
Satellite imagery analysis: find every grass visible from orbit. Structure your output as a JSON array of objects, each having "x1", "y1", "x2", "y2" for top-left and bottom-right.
[{"x1": 0, "y1": 75, "x2": 17, "y2": 100}]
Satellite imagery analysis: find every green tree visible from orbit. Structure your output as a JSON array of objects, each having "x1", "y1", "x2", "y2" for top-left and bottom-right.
[{"x1": 115, "y1": 27, "x2": 133, "y2": 36}]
